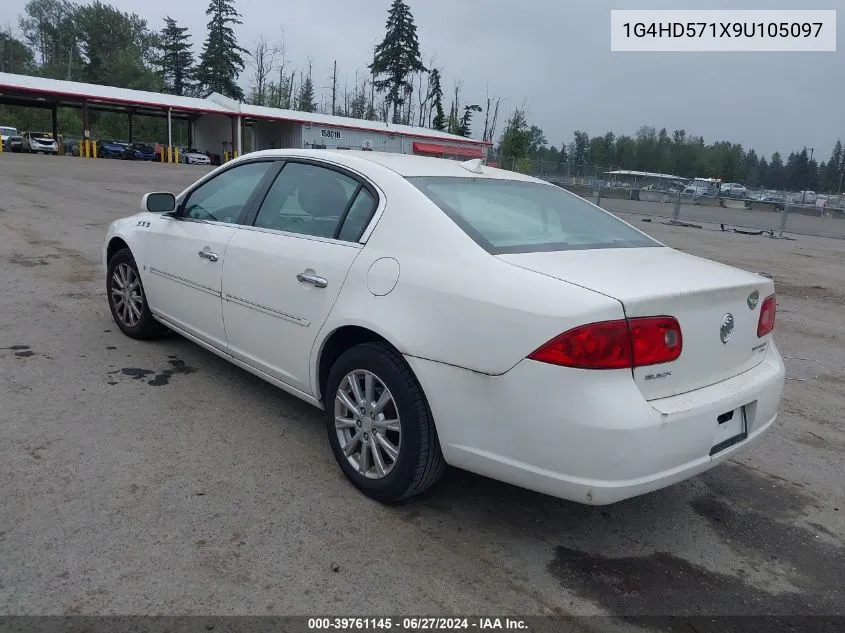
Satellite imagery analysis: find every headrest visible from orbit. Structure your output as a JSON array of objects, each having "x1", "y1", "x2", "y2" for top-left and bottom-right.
[{"x1": 297, "y1": 173, "x2": 349, "y2": 218}]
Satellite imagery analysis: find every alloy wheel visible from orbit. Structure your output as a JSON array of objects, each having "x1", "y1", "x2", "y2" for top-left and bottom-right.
[
  {"x1": 110, "y1": 263, "x2": 144, "y2": 328},
  {"x1": 334, "y1": 370, "x2": 402, "y2": 479}
]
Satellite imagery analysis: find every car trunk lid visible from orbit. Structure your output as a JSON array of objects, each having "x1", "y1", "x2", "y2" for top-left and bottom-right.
[{"x1": 498, "y1": 246, "x2": 775, "y2": 400}]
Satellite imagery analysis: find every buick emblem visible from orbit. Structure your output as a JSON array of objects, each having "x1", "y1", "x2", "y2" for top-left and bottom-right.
[
  {"x1": 747, "y1": 290, "x2": 760, "y2": 309},
  {"x1": 720, "y1": 313, "x2": 735, "y2": 344}
]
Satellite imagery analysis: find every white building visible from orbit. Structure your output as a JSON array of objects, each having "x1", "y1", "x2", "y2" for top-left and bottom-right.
[{"x1": 0, "y1": 72, "x2": 491, "y2": 161}]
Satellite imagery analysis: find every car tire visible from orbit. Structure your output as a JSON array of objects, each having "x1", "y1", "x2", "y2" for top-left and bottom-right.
[
  {"x1": 325, "y1": 342, "x2": 446, "y2": 503},
  {"x1": 106, "y1": 248, "x2": 168, "y2": 340}
]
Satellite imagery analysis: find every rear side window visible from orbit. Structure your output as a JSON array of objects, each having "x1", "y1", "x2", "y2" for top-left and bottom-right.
[
  {"x1": 409, "y1": 176, "x2": 661, "y2": 254},
  {"x1": 337, "y1": 189, "x2": 377, "y2": 242}
]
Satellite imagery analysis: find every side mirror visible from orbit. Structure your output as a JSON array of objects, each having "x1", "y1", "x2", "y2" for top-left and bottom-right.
[{"x1": 142, "y1": 192, "x2": 176, "y2": 214}]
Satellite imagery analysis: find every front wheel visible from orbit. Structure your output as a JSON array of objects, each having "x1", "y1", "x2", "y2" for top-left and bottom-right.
[
  {"x1": 325, "y1": 342, "x2": 445, "y2": 503},
  {"x1": 106, "y1": 248, "x2": 167, "y2": 340}
]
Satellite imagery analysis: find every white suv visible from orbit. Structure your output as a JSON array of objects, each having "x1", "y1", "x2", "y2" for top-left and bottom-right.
[
  {"x1": 1, "y1": 125, "x2": 18, "y2": 150},
  {"x1": 23, "y1": 132, "x2": 59, "y2": 154}
]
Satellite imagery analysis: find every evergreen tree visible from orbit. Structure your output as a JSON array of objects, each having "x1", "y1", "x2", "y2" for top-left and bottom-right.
[
  {"x1": 196, "y1": 0, "x2": 248, "y2": 100},
  {"x1": 157, "y1": 17, "x2": 195, "y2": 96},
  {"x1": 822, "y1": 140, "x2": 842, "y2": 192},
  {"x1": 296, "y1": 63, "x2": 316, "y2": 113},
  {"x1": 428, "y1": 68, "x2": 445, "y2": 130},
  {"x1": 369, "y1": 0, "x2": 426, "y2": 124},
  {"x1": 769, "y1": 152, "x2": 785, "y2": 190},
  {"x1": 457, "y1": 104, "x2": 481, "y2": 137},
  {"x1": 757, "y1": 157, "x2": 770, "y2": 188}
]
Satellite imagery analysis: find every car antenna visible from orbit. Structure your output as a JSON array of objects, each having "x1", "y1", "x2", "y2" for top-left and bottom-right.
[{"x1": 459, "y1": 158, "x2": 484, "y2": 174}]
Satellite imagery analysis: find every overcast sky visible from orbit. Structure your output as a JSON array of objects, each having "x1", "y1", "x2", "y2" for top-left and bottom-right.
[{"x1": 2, "y1": 0, "x2": 842, "y2": 159}]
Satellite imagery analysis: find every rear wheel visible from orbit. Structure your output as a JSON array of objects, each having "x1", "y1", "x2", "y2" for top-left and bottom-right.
[
  {"x1": 106, "y1": 248, "x2": 167, "y2": 340},
  {"x1": 325, "y1": 342, "x2": 445, "y2": 503}
]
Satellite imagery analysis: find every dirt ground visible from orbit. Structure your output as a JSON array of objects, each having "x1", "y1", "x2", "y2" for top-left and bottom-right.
[
  {"x1": 601, "y1": 197, "x2": 845, "y2": 240},
  {"x1": 1, "y1": 154, "x2": 843, "y2": 627}
]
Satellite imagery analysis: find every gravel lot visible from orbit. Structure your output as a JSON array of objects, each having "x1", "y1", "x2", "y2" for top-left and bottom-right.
[{"x1": 1, "y1": 154, "x2": 843, "y2": 625}]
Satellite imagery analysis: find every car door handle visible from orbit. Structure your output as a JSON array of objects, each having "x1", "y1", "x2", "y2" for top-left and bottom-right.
[
  {"x1": 297, "y1": 270, "x2": 328, "y2": 288},
  {"x1": 198, "y1": 248, "x2": 219, "y2": 262}
]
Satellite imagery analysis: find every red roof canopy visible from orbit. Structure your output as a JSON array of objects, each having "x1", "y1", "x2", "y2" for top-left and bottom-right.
[{"x1": 412, "y1": 142, "x2": 484, "y2": 159}]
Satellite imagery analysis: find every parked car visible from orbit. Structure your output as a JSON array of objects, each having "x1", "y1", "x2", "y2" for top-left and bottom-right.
[
  {"x1": 60, "y1": 136, "x2": 81, "y2": 156},
  {"x1": 22, "y1": 132, "x2": 59, "y2": 154},
  {"x1": 760, "y1": 193, "x2": 786, "y2": 204},
  {"x1": 123, "y1": 142, "x2": 156, "y2": 161},
  {"x1": 683, "y1": 183, "x2": 711, "y2": 196},
  {"x1": 98, "y1": 140, "x2": 129, "y2": 159},
  {"x1": 7, "y1": 135, "x2": 23, "y2": 152},
  {"x1": 103, "y1": 150, "x2": 785, "y2": 505},
  {"x1": 790, "y1": 190, "x2": 817, "y2": 205},
  {"x1": 180, "y1": 147, "x2": 212, "y2": 165},
  {"x1": 1, "y1": 125, "x2": 19, "y2": 150},
  {"x1": 719, "y1": 183, "x2": 748, "y2": 198}
]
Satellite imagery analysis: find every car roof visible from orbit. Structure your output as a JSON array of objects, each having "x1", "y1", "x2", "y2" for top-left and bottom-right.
[{"x1": 237, "y1": 149, "x2": 545, "y2": 182}]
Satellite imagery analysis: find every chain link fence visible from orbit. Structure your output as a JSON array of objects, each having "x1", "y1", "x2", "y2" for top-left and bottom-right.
[{"x1": 494, "y1": 156, "x2": 845, "y2": 241}]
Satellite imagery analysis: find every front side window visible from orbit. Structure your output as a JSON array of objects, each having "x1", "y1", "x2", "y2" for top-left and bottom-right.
[
  {"x1": 182, "y1": 161, "x2": 273, "y2": 224},
  {"x1": 409, "y1": 177, "x2": 661, "y2": 254},
  {"x1": 253, "y1": 162, "x2": 370, "y2": 240}
]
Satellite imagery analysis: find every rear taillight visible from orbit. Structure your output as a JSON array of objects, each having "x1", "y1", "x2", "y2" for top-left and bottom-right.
[
  {"x1": 528, "y1": 320, "x2": 633, "y2": 369},
  {"x1": 757, "y1": 294, "x2": 776, "y2": 337},
  {"x1": 528, "y1": 316, "x2": 682, "y2": 370},
  {"x1": 628, "y1": 316, "x2": 683, "y2": 366}
]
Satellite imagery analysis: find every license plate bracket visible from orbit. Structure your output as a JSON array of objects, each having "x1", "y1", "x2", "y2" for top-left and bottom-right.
[{"x1": 710, "y1": 405, "x2": 749, "y2": 456}]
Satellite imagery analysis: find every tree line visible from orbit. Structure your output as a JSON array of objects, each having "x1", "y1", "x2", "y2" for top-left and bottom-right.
[
  {"x1": 499, "y1": 109, "x2": 843, "y2": 193},
  {"x1": 0, "y1": 0, "x2": 841, "y2": 193},
  {"x1": 0, "y1": 0, "x2": 501, "y2": 144}
]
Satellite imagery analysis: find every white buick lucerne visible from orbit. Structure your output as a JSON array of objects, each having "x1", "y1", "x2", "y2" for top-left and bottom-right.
[{"x1": 103, "y1": 149, "x2": 785, "y2": 504}]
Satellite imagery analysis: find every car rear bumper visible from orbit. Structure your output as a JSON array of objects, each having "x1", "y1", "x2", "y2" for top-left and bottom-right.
[{"x1": 405, "y1": 341, "x2": 785, "y2": 505}]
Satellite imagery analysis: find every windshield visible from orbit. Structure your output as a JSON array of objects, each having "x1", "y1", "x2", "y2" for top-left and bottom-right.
[
  {"x1": 409, "y1": 177, "x2": 661, "y2": 254},
  {"x1": 32, "y1": 133, "x2": 52, "y2": 140},
  {"x1": 1, "y1": 127, "x2": 17, "y2": 136}
]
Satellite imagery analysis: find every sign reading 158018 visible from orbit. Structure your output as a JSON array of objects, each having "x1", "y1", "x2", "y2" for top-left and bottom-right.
[{"x1": 320, "y1": 129, "x2": 342, "y2": 140}]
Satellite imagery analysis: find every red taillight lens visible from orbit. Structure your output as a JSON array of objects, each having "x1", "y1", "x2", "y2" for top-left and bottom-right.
[
  {"x1": 628, "y1": 316, "x2": 683, "y2": 366},
  {"x1": 757, "y1": 294, "x2": 776, "y2": 337},
  {"x1": 528, "y1": 320, "x2": 632, "y2": 369},
  {"x1": 528, "y1": 316, "x2": 682, "y2": 370}
]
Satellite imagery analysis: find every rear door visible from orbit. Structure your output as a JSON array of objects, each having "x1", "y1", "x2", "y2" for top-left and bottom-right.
[
  {"x1": 221, "y1": 160, "x2": 379, "y2": 395},
  {"x1": 143, "y1": 160, "x2": 280, "y2": 351}
]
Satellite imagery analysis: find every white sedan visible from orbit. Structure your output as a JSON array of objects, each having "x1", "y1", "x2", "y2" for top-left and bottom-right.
[
  {"x1": 180, "y1": 148, "x2": 212, "y2": 165},
  {"x1": 103, "y1": 149, "x2": 785, "y2": 505}
]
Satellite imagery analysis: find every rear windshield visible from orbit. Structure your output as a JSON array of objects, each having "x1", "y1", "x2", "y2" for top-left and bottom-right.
[{"x1": 408, "y1": 176, "x2": 661, "y2": 254}]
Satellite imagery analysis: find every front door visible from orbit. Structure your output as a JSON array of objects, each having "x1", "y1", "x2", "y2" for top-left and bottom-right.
[
  {"x1": 222, "y1": 160, "x2": 379, "y2": 395},
  {"x1": 143, "y1": 160, "x2": 278, "y2": 350}
]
